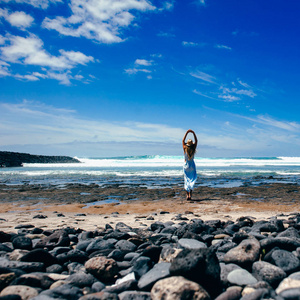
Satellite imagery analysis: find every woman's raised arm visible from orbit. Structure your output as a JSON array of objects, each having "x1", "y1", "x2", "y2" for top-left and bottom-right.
[
  {"x1": 191, "y1": 130, "x2": 198, "y2": 148},
  {"x1": 182, "y1": 129, "x2": 193, "y2": 149}
]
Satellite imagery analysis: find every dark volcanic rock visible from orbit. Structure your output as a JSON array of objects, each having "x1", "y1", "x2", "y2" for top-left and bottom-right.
[
  {"x1": 0, "y1": 244, "x2": 13, "y2": 252},
  {"x1": 119, "y1": 291, "x2": 151, "y2": 300},
  {"x1": 140, "y1": 245, "x2": 162, "y2": 264},
  {"x1": 277, "y1": 227, "x2": 300, "y2": 239},
  {"x1": 252, "y1": 261, "x2": 287, "y2": 288},
  {"x1": 115, "y1": 222, "x2": 133, "y2": 233},
  {"x1": 0, "y1": 151, "x2": 79, "y2": 168},
  {"x1": 115, "y1": 240, "x2": 137, "y2": 253},
  {"x1": 264, "y1": 249, "x2": 300, "y2": 274},
  {"x1": 132, "y1": 256, "x2": 152, "y2": 279},
  {"x1": 34, "y1": 229, "x2": 70, "y2": 249},
  {"x1": 86, "y1": 239, "x2": 115, "y2": 255},
  {"x1": 20, "y1": 248, "x2": 58, "y2": 267},
  {"x1": 79, "y1": 291, "x2": 118, "y2": 300},
  {"x1": 0, "y1": 295, "x2": 22, "y2": 300},
  {"x1": 56, "y1": 249, "x2": 89, "y2": 264},
  {"x1": 215, "y1": 286, "x2": 242, "y2": 300},
  {"x1": 0, "y1": 272, "x2": 15, "y2": 291},
  {"x1": 260, "y1": 237, "x2": 300, "y2": 252},
  {"x1": 169, "y1": 247, "x2": 221, "y2": 297},
  {"x1": 3, "y1": 214, "x2": 300, "y2": 299},
  {"x1": 0, "y1": 258, "x2": 44, "y2": 273},
  {"x1": 12, "y1": 236, "x2": 32, "y2": 251},
  {"x1": 34, "y1": 283, "x2": 83, "y2": 299},
  {"x1": 0, "y1": 231, "x2": 12, "y2": 243},
  {"x1": 66, "y1": 272, "x2": 98, "y2": 288},
  {"x1": 137, "y1": 262, "x2": 171, "y2": 291},
  {"x1": 12, "y1": 272, "x2": 54, "y2": 289}
]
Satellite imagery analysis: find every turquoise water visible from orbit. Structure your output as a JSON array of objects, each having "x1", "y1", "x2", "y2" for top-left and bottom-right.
[{"x1": 0, "y1": 156, "x2": 299, "y2": 188}]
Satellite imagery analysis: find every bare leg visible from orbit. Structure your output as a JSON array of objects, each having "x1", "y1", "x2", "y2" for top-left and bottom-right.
[
  {"x1": 186, "y1": 191, "x2": 189, "y2": 200},
  {"x1": 190, "y1": 190, "x2": 193, "y2": 200}
]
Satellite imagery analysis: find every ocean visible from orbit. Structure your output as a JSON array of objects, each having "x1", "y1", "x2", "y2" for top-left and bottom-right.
[{"x1": 0, "y1": 156, "x2": 300, "y2": 188}]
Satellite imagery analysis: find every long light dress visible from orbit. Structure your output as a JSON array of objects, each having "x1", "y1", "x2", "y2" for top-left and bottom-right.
[{"x1": 183, "y1": 152, "x2": 197, "y2": 192}]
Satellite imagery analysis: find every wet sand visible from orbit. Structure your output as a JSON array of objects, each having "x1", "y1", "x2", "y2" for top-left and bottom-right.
[{"x1": 0, "y1": 183, "x2": 299, "y2": 233}]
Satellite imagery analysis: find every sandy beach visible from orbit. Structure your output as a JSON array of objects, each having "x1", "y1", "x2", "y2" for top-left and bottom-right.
[{"x1": 0, "y1": 183, "x2": 299, "y2": 233}]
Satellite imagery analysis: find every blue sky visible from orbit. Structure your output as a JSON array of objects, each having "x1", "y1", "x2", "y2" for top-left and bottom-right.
[{"x1": 0, "y1": 0, "x2": 300, "y2": 157}]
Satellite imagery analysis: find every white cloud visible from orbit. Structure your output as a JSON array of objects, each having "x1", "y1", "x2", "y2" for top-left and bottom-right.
[
  {"x1": 182, "y1": 41, "x2": 198, "y2": 47},
  {"x1": 0, "y1": 34, "x2": 94, "y2": 84},
  {"x1": 124, "y1": 68, "x2": 151, "y2": 75},
  {"x1": 134, "y1": 59, "x2": 153, "y2": 66},
  {"x1": 220, "y1": 86, "x2": 257, "y2": 99},
  {"x1": 0, "y1": 0, "x2": 62, "y2": 9},
  {"x1": 157, "y1": 31, "x2": 175, "y2": 38},
  {"x1": 42, "y1": 0, "x2": 156, "y2": 44},
  {"x1": 182, "y1": 41, "x2": 207, "y2": 47},
  {"x1": 74, "y1": 74, "x2": 84, "y2": 80},
  {"x1": 196, "y1": 0, "x2": 206, "y2": 6},
  {"x1": 59, "y1": 50, "x2": 94, "y2": 65},
  {"x1": 238, "y1": 79, "x2": 252, "y2": 89},
  {"x1": 14, "y1": 73, "x2": 40, "y2": 81},
  {"x1": 218, "y1": 94, "x2": 240, "y2": 102},
  {"x1": 190, "y1": 68, "x2": 257, "y2": 103},
  {"x1": 0, "y1": 101, "x2": 185, "y2": 147},
  {"x1": 150, "y1": 53, "x2": 162, "y2": 58},
  {"x1": 46, "y1": 70, "x2": 72, "y2": 85},
  {"x1": 193, "y1": 89, "x2": 218, "y2": 100},
  {"x1": 12, "y1": 70, "x2": 80, "y2": 85},
  {"x1": 0, "y1": 60, "x2": 10, "y2": 76},
  {"x1": 161, "y1": 1, "x2": 174, "y2": 11},
  {"x1": 190, "y1": 70, "x2": 217, "y2": 84},
  {"x1": 243, "y1": 115, "x2": 300, "y2": 132},
  {"x1": 5, "y1": 11, "x2": 34, "y2": 29},
  {"x1": 0, "y1": 35, "x2": 5, "y2": 44},
  {"x1": 1, "y1": 101, "x2": 299, "y2": 156},
  {"x1": 125, "y1": 56, "x2": 156, "y2": 77},
  {"x1": 215, "y1": 44, "x2": 232, "y2": 50}
]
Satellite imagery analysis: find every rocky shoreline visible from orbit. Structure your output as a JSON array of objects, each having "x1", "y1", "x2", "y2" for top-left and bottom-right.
[
  {"x1": 0, "y1": 182, "x2": 299, "y2": 205},
  {"x1": 1, "y1": 213, "x2": 300, "y2": 299},
  {"x1": 0, "y1": 151, "x2": 79, "y2": 168}
]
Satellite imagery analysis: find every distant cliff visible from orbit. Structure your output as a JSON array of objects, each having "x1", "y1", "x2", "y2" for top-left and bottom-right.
[{"x1": 0, "y1": 151, "x2": 80, "y2": 168}]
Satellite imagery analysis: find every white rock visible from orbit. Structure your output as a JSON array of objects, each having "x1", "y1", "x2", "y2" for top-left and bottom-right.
[
  {"x1": 9, "y1": 249, "x2": 29, "y2": 261},
  {"x1": 276, "y1": 278, "x2": 300, "y2": 294},
  {"x1": 151, "y1": 276, "x2": 210, "y2": 300},
  {"x1": 47, "y1": 273, "x2": 69, "y2": 281},
  {"x1": 0, "y1": 285, "x2": 38, "y2": 300},
  {"x1": 50, "y1": 280, "x2": 67, "y2": 289},
  {"x1": 115, "y1": 272, "x2": 135, "y2": 285}
]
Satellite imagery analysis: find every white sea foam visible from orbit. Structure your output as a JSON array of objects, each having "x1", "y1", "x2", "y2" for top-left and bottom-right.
[
  {"x1": 21, "y1": 156, "x2": 300, "y2": 169},
  {"x1": 1, "y1": 156, "x2": 299, "y2": 186}
]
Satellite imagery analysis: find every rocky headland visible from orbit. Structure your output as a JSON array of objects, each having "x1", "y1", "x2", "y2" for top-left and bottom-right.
[{"x1": 0, "y1": 151, "x2": 80, "y2": 168}]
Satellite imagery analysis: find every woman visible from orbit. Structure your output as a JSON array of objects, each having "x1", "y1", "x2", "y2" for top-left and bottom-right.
[{"x1": 182, "y1": 129, "x2": 198, "y2": 200}]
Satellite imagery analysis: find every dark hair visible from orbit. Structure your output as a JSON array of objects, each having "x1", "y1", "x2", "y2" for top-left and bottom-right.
[{"x1": 185, "y1": 144, "x2": 196, "y2": 160}]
